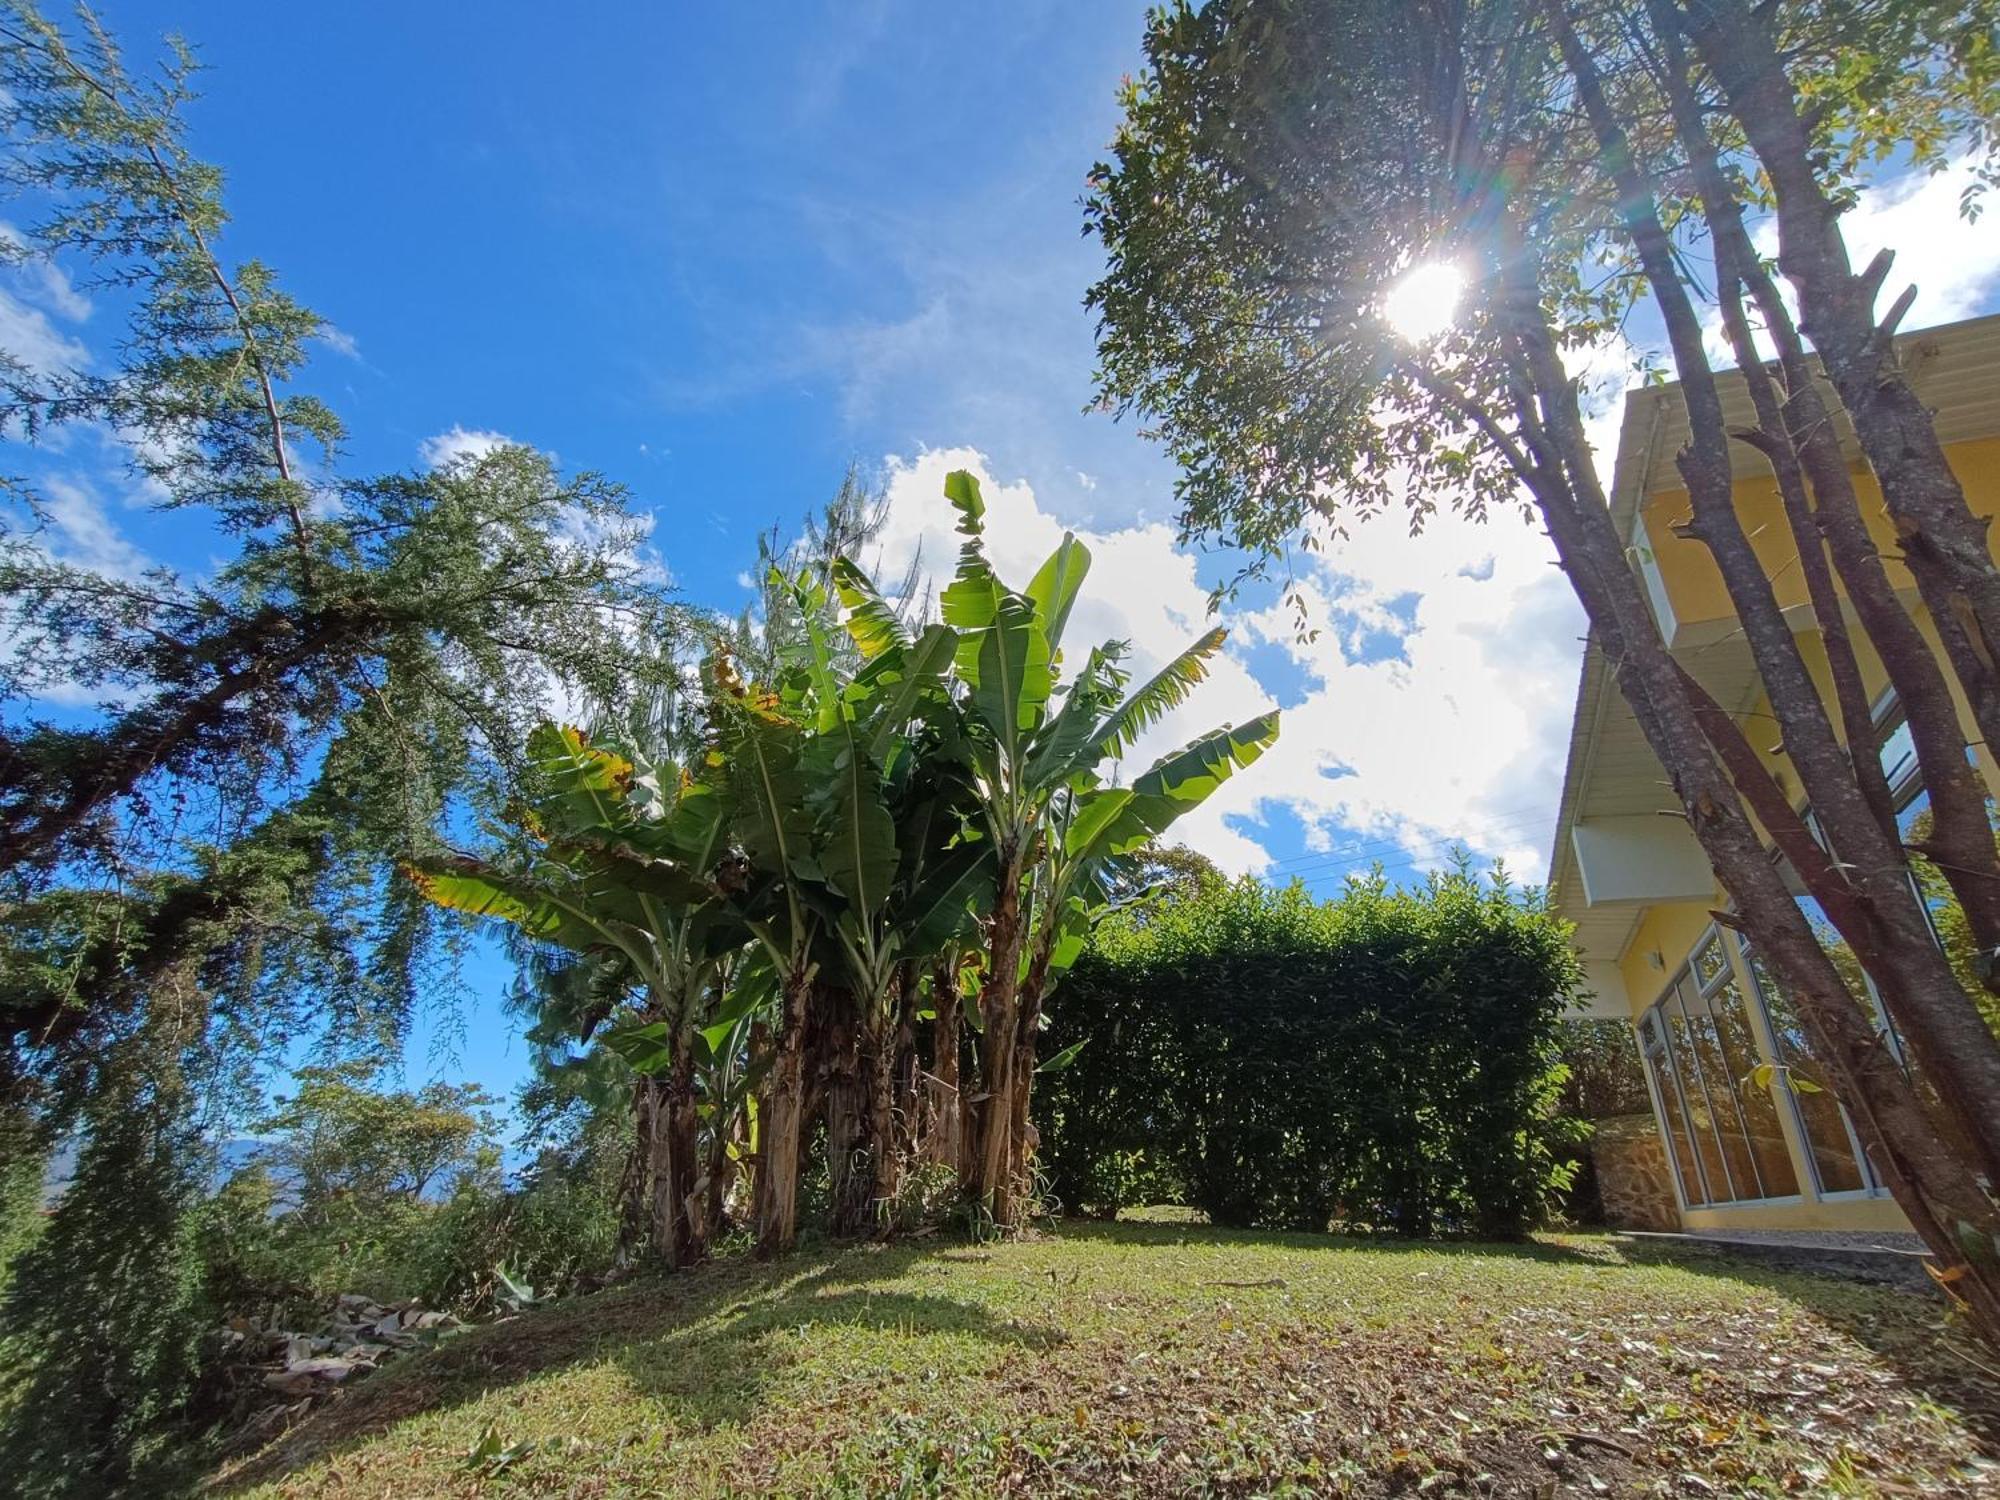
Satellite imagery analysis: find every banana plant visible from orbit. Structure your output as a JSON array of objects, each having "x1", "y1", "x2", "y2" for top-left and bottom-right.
[
  {"x1": 603, "y1": 948, "x2": 774, "y2": 1243},
  {"x1": 892, "y1": 469, "x2": 1280, "y2": 1225},
  {"x1": 708, "y1": 651, "x2": 828, "y2": 1258},
  {"x1": 834, "y1": 649, "x2": 995, "y2": 1227},
  {"x1": 720, "y1": 566, "x2": 990, "y2": 1244},
  {"x1": 405, "y1": 721, "x2": 735, "y2": 1269}
]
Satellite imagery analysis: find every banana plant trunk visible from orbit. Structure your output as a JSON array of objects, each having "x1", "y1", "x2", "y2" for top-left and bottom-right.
[
  {"x1": 825, "y1": 986, "x2": 875, "y2": 1236},
  {"x1": 641, "y1": 1033, "x2": 705, "y2": 1270},
  {"x1": 865, "y1": 964, "x2": 919, "y2": 1222},
  {"x1": 755, "y1": 966, "x2": 813, "y2": 1258},
  {"x1": 1007, "y1": 942, "x2": 1055, "y2": 1200},
  {"x1": 700, "y1": 1095, "x2": 737, "y2": 1241},
  {"x1": 970, "y1": 856, "x2": 1027, "y2": 1226},
  {"x1": 929, "y1": 959, "x2": 965, "y2": 1175},
  {"x1": 888, "y1": 963, "x2": 920, "y2": 1184},
  {"x1": 859, "y1": 1016, "x2": 897, "y2": 1231}
]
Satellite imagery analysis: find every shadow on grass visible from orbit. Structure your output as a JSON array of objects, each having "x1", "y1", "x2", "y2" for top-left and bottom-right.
[
  {"x1": 213, "y1": 1237, "x2": 1064, "y2": 1493},
  {"x1": 215, "y1": 1214, "x2": 1999, "y2": 1490}
]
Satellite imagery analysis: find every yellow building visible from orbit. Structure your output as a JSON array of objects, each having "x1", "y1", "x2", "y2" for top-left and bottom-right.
[{"x1": 1548, "y1": 312, "x2": 2000, "y2": 1235}]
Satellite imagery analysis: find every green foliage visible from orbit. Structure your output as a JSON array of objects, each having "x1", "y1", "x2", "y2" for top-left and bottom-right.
[
  {"x1": 0, "y1": 0, "x2": 680, "y2": 1118},
  {"x1": 1556, "y1": 1018, "x2": 1652, "y2": 1122},
  {"x1": 1906, "y1": 802, "x2": 2000, "y2": 1040},
  {"x1": 195, "y1": 1063, "x2": 621, "y2": 1322},
  {"x1": 245, "y1": 1061, "x2": 501, "y2": 1218},
  {"x1": 1083, "y1": 0, "x2": 2000, "y2": 594},
  {"x1": 0, "y1": 1103, "x2": 42, "y2": 1300},
  {"x1": 1083, "y1": 0, "x2": 1535, "y2": 596},
  {"x1": 0, "y1": 1066, "x2": 216, "y2": 1500},
  {"x1": 1037, "y1": 866, "x2": 1585, "y2": 1237}
]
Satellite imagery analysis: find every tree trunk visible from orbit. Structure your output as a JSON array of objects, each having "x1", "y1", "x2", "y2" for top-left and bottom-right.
[
  {"x1": 1557, "y1": 10, "x2": 2000, "y2": 1192},
  {"x1": 867, "y1": 964, "x2": 918, "y2": 1224},
  {"x1": 617, "y1": 1083, "x2": 651, "y2": 1263},
  {"x1": 746, "y1": 1017, "x2": 773, "y2": 1237},
  {"x1": 891, "y1": 961, "x2": 920, "y2": 1155},
  {"x1": 754, "y1": 964, "x2": 812, "y2": 1258},
  {"x1": 1681, "y1": 0, "x2": 2000, "y2": 760},
  {"x1": 930, "y1": 959, "x2": 965, "y2": 1176},
  {"x1": 824, "y1": 986, "x2": 873, "y2": 1237},
  {"x1": 1485, "y1": 220, "x2": 2000, "y2": 1343},
  {"x1": 969, "y1": 851, "x2": 1027, "y2": 1225},
  {"x1": 638, "y1": 1035, "x2": 705, "y2": 1271},
  {"x1": 1661, "y1": 0, "x2": 2000, "y2": 985},
  {"x1": 700, "y1": 1091, "x2": 735, "y2": 1244},
  {"x1": 1007, "y1": 941, "x2": 1056, "y2": 1209}
]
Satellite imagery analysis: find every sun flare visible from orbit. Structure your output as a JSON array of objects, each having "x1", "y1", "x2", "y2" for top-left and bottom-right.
[{"x1": 1383, "y1": 261, "x2": 1465, "y2": 343}]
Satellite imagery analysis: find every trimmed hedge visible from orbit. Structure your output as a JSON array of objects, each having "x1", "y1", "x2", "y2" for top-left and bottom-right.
[{"x1": 1037, "y1": 869, "x2": 1584, "y2": 1236}]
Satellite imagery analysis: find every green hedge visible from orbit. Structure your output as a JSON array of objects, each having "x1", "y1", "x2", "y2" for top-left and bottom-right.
[{"x1": 1037, "y1": 869, "x2": 1584, "y2": 1237}]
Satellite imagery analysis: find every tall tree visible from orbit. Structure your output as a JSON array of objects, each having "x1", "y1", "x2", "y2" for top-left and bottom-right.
[
  {"x1": 0, "y1": 4, "x2": 678, "y2": 1118},
  {"x1": 1085, "y1": 0, "x2": 2000, "y2": 1340},
  {"x1": 0, "y1": 9, "x2": 680, "y2": 1482}
]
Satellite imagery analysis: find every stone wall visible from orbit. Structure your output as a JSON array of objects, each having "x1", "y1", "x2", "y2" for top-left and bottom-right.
[{"x1": 1590, "y1": 1111, "x2": 1680, "y2": 1231}]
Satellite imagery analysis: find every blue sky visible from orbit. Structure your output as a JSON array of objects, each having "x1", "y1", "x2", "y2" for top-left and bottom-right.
[
  {"x1": 141, "y1": 2, "x2": 1179, "y2": 561},
  {"x1": 21, "y1": 3, "x2": 2000, "y2": 1117}
]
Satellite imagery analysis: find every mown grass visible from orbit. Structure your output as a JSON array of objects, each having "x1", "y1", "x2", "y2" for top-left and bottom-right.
[{"x1": 213, "y1": 1217, "x2": 1999, "y2": 1497}]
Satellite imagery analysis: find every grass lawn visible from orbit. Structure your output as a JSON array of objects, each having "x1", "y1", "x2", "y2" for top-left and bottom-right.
[{"x1": 213, "y1": 1217, "x2": 1999, "y2": 1497}]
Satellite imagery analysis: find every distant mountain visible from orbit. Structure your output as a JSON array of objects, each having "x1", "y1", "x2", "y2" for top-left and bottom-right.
[{"x1": 39, "y1": 1135, "x2": 271, "y2": 1208}]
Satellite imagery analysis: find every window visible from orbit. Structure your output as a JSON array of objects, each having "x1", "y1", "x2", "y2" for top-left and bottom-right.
[
  {"x1": 1736, "y1": 936, "x2": 1874, "y2": 1195},
  {"x1": 1639, "y1": 1008, "x2": 1712, "y2": 1206},
  {"x1": 1638, "y1": 691, "x2": 1995, "y2": 1209},
  {"x1": 1637, "y1": 928, "x2": 1800, "y2": 1206},
  {"x1": 1727, "y1": 692, "x2": 1981, "y2": 1197}
]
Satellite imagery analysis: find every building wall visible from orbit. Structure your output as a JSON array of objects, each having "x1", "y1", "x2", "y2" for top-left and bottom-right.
[
  {"x1": 1598, "y1": 431, "x2": 2000, "y2": 1233},
  {"x1": 1637, "y1": 435, "x2": 2000, "y2": 637}
]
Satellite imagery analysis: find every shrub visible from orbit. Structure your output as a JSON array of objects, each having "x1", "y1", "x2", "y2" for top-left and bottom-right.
[{"x1": 1038, "y1": 867, "x2": 1585, "y2": 1237}]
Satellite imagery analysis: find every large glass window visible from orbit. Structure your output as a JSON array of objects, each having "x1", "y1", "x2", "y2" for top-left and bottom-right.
[
  {"x1": 1727, "y1": 693, "x2": 1981, "y2": 1197},
  {"x1": 1736, "y1": 937, "x2": 1873, "y2": 1195},
  {"x1": 1640, "y1": 692, "x2": 1999, "y2": 1208},
  {"x1": 1884, "y1": 708, "x2": 1994, "y2": 1015},
  {"x1": 1639, "y1": 1009, "x2": 1711, "y2": 1206},
  {"x1": 1637, "y1": 929, "x2": 1799, "y2": 1206}
]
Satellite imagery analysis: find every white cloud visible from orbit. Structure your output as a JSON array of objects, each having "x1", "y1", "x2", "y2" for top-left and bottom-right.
[
  {"x1": 40, "y1": 475, "x2": 152, "y2": 580},
  {"x1": 316, "y1": 325, "x2": 362, "y2": 360},
  {"x1": 871, "y1": 447, "x2": 1584, "y2": 884},
  {"x1": 1566, "y1": 326, "x2": 1650, "y2": 495},
  {"x1": 0, "y1": 285, "x2": 88, "y2": 380},
  {"x1": 1835, "y1": 157, "x2": 2000, "y2": 329},
  {"x1": 419, "y1": 426, "x2": 515, "y2": 470},
  {"x1": 1231, "y1": 528, "x2": 1584, "y2": 886},
  {"x1": 0, "y1": 223, "x2": 91, "y2": 383},
  {"x1": 1699, "y1": 155, "x2": 2000, "y2": 366}
]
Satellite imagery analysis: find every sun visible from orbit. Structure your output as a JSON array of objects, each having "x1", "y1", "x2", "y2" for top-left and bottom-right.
[{"x1": 1382, "y1": 261, "x2": 1465, "y2": 343}]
